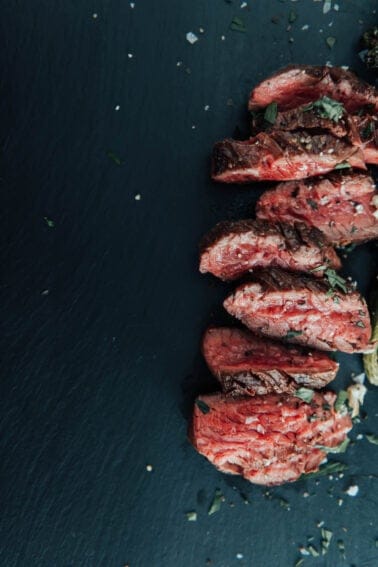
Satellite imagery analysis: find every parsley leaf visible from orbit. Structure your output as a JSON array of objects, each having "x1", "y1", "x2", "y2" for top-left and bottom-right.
[
  {"x1": 264, "y1": 102, "x2": 278, "y2": 124},
  {"x1": 294, "y1": 387, "x2": 314, "y2": 403},
  {"x1": 196, "y1": 399, "x2": 210, "y2": 414},
  {"x1": 324, "y1": 269, "x2": 348, "y2": 294},
  {"x1": 316, "y1": 438, "x2": 350, "y2": 454},
  {"x1": 208, "y1": 489, "x2": 224, "y2": 515},
  {"x1": 334, "y1": 161, "x2": 351, "y2": 170},
  {"x1": 307, "y1": 96, "x2": 345, "y2": 123},
  {"x1": 44, "y1": 217, "x2": 55, "y2": 228},
  {"x1": 300, "y1": 461, "x2": 348, "y2": 479},
  {"x1": 335, "y1": 390, "x2": 348, "y2": 412}
]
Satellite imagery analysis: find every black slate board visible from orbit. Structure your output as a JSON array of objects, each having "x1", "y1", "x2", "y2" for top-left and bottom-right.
[{"x1": 1, "y1": 1, "x2": 378, "y2": 566}]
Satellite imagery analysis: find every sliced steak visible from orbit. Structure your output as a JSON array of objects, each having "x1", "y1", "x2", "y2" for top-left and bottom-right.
[
  {"x1": 248, "y1": 65, "x2": 378, "y2": 112},
  {"x1": 199, "y1": 219, "x2": 341, "y2": 280},
  {"x1": 202, "y1": 327, "x2": 339, "y2": 396},
  {"x1": 212, "y1": 131, "x2": 365, "y2": 183},
  {"x1": 256, "y1": 172, "x2": 378, "y2": 245},
  {"x1": 223, "y1": 268, "x2": 372, "y2": 353},
  {"x1": 190, "y1": 391, "x2": 352, "y2": 486},
  {"x1": 352, "y1": 112, "x2": 378, "y2": 165}
]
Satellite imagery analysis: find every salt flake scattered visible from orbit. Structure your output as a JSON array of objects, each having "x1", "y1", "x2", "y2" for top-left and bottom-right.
[
  {"x1": 115, "y1": 105, "x2": 120, "y2": 111},
  {"x1": 186, "y1": 32, "x2": 199, "y2": 44},
  {"x1": 236, "y1": 554, "x2": 244, "y2": 560},
  {"x1": 334, "y1": 3, "x2": 339, "y2": 11},
  {"x1": 302, "y1": 25, "x2": 310, "y2": 30},
  {"x1": 221, "y1": 35, "x2": 226, "y2": 41},
  {"x1": 241, "y1": 1, "x2": 248, "y2": 7},
  {"x1": 130, "y1": 2, "x2": 135, "y2": 8},
  {"x1": 345, "y1": 485, "x2": 359, "y2": 497},
  {"x1": 92, "y1": 13, "x2": 98, "y2": 19},
  {"x1": 128, "y1": 53, "x2": 133, "y2": 59},
  {"x1": 323, "y1": 1, "x2": 332, "y2": 14},
  {"x1": 134, "y1": 194, "x2": 141, "y2": 201},
  {"x1": 146, "y1": 464, "x2": 153, "y2": 471},
  {"x1": 204, "y1": 105, "x2": 210, "y2": 111}
]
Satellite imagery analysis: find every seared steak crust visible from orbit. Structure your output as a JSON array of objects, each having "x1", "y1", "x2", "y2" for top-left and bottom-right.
[
  {"x1": 223, "y1": 268, "x2": 372, "y2": 353},
  {"x1": 212, "y1": 131, "x2": 365, "y2": 183},
  {"x1": 256, "y1": 172, "x2": 378, "y2": 245},
  {"x1": 202, "y1": 327, "x2": 339, "y2": 396},
  {"x1": 248, "y1": 65, "x2": 378, "y2": 112},
  {"x1": 190, "y1": 391, "x2": 352, "y2": 486},
  {"x1": 199, "y1": 219, "x2": 341, "y2": 280}
]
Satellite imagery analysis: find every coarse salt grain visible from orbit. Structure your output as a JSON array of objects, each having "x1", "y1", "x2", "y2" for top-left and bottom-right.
[
  {"x1": 204, "y1": 105, "x2": 210, "y2": 111},
  {"x1": 241, "y1": 1, "x2": 247, "y2": 7},
  {"x1": 221, "y1": 35, "x2": 226, "y2": 41},
  {"x1": 115, "y1": 105, "x2": 120, "y2": 111},
  {"x1": 135, "y1": 194, "x2": 141, "y2": 201},
  {"x1": 236, "y1": 554, "x2": 244, "y2": 560},
  {"x1": 302, "y1": 25, "x2": 309, "y2": 30},
  {"x1": 92, "y1": 13, "x2": 98, "y2": 19},
  {"x1": 345, "y1": 485, "x2": 359, "y2": 497},
  {"x1": 128, "y1": 53, "x2": 133, "y2": 59},
  {"x1": 130, "y1": 2, "x2": 135, "y2": 8},
  {"x1": 186, "y1": 32, "x2": 199, "y2": 44},
  {"x1": 146, "y1": 464, "x2": 153, "y2": 471}
]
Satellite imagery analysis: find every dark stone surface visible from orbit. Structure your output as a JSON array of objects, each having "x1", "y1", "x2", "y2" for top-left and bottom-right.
[{"x1": 0, "y1": 1, "x2": 377, "y2": 565}]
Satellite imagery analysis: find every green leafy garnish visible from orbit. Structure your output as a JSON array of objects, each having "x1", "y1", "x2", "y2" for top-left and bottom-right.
[
  {"x1": 300, "y1": 461, "x2": 348, "y2": 479},
  {"x1": 294, "y1": 387, "x2": 314, "y2": 403},
  {"x1": 316, "y1": 438, "x2": 350, "y2": 454},
  {"x1": 366, "y1": 434, "x2": 378, "y2": 445},
  {"x1": 44, "y1": 217, "x2": 55, "y2": 228},
  {"x1": 324, "y1": 269, "x2": 348, "y2": 294},
  {"x1": 335, "y1": 390, "x2": 348, "y2": 412},
  {"x1": 284, "y1": 330, "x2": 303, "y2": 340},
  {"x1": 334, "y1": 161, "x2": 351, "y2": 170},
  {"x1": 107, "y1": 150, "x2": 123, "y2": 165},
  {"x1": 196, "y1": 400, "x2": 210, "y2": 414},
  {"x1": 230, "y1": 16, "x2": 247, "y2": 33},
  {"x1": 326, "y1": 36, "x2": 336, "y2": 49},
  {"x1": 264, "y1": 102, "x2": 278, "y2": 124},
  {"x1": 321, "y1": 529, "x2": 333, "y2": 555},
  {"x1": 304, "y1": 96, "x2": 345, "y2": 123},
  {"x1": 288, "y1": 9, "x2": 297, "y2": 23},
  {"x1": 208, "y1": 489, "x2": 224, "y2": 515},
  {"x1": 356, "y1": 320, "x2": 365, "y2": 328},
  {"x1": 186, "y1": 511, "x2": 197, "y2": 521}
]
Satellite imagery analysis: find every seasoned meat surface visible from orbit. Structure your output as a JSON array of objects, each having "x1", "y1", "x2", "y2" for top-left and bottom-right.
[
  {"x1": 223, "y1": 268, "x2": 372, "y2": 353},
  {"x1": 190, "y1": 391, "x2": 352, "y2": 486},
  {"x1": 256, "y1": 172, "x2": 378, "y2": 245},
  {"x1": 212, "y1": 131, "x2": 365, "y2": 183},
  {"x1": 203, "y1": 327, "x2": 339, "y2": 396},
  {"x1": 199, "y1": 219, "x2": 341, "y2": 280},
  {"x1": 248, "y1": 65, "x2": 378, "y2": 112}
]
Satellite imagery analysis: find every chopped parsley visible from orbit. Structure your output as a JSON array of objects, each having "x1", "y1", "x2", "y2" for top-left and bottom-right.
[
  {"x1": 107, "y1": 151, "x2": 123, "y2": 165},
  {"x1": 326, "y1": 36, "x2": 336, "y2": 49},
  {"x1": 324, "y1": 269, "x2": 348, "y2": 294},
  {"x1": 284, "y1": 330, "x2": 303, "y2": 340},
  {"x1": 44, "y1": 217, "x2": 55, "y2": 228},
  {"x1": 208, "y1": 489, "x2": 224, "y2": 515},
  {"x1": 335, "y1": 390, "x2": 348, "y2": 412},
  {"x1": 304, "y1": 96, "x2": 344, "y2": 123},
  {"x1": 264, "y1": 102, "x2": 278, "y2": 124},
  {"x1": 316, "y1": 438, "x2": 350, "y2": 454},
  {"x1": 321, "y1": 529, "x2": 333, "y2": 555},
  {"x1": 196, "y1": 399, "x2": 210, "y2": 414},
  {"x1": 230, "y1": 16, "x2": 247, "y2": 33},
  {"x1": 294, "y1": 387, "x2": 314, "y2": 403},
  {"x1": 334, "y1": 161, "x2": 351, "y2": 170},
  {"x1": 300, "y1": 461, "x2": 348, "y2": 479}
]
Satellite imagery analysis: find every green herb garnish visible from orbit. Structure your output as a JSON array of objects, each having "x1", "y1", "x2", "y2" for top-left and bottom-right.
[
  {"x1": 294, "y1": 559, "x2": 304, "y2": 567},
  {"x1": 300, "y1": 461, "x2": 348, "y2": 479},
  {"x1": 284, "y1": 330, "x2": 303, "y2": 340},
  {"x1": 288, "y1": 9, "x2": 297, "y2": 23},
  {"x1": 324, "y1": 269, "x2": 348, "y2": 294},
  {"x1": 264, "y1": 102, "x2": 278, "y2": 124},
  {"x1": 316, "y1": 438, "x2": 350, "y2": 454},
  {"x1": 107, "y1": 151, "x2": 123, "y2": 165},
  {"x1": 335, "y1": 390, "x2": 348, "y2": 412},
  {"x1": 308, "y1": 545, "x2": 320, "y2": 557},
  {"x1": 326, "y1": 36, "x2": 336, "y2": 49},
  {"x1": 208, "y1": 489, "x2": 224, "y2": 515},
  {"x1": 356, "y1": 320, "x2": 365, "y2": 328},
  {"x1": 366, "y1": 434, "x2": 378, "y2": 445},
  {"x1": 295, "y1": 387, "x2": 314, "y2": 403},
  {"x1": 196, "y1": 399, "x2": 210, "y2": 414},
  {"x1": 334, "y1": 161, "x2": 351, "y2": 170},
  {"x1": 44, "y1": 217, "x2": 55, "y2": 228},
  {"x1": 304, "y1": 96, "x2": 345, "y2": 123},
  {"x1": 321, "y1": 529, "x2": 333, "y2": 555},
  {"x1": 230, "y1": 16, "x2": 247, "y2": 33}
]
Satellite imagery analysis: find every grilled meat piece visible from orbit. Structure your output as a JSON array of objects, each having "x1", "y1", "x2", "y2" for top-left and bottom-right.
[
  {"x1": 223, "y1": 268, "x2": 372, "y2": 353},
  {"x1": 352, "y1": 113, "x2": 378, "y2": 165},
  {"x1": 199, "y1": 219, "x2": 341, "y2": 280},
  {"x1": 190, "y1": 391, "x2": 352, "y2": 486},
  {"x1": 212, "y1": 131, "x2": 365, "y2": 183},
  {"x1": 202, "y1": 327, "x2": 339, "y2": 396},
  {"x1": 248, "y1": 65, "x2": 378, "y2": 112},
  {"x1": 256, "y1": 172, "x2": 378, "y2": 245}
]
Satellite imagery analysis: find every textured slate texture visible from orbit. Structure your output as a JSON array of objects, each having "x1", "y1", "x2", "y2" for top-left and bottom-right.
[{"x1": 0, "y1": 1, "x2": 377, "y2": 566}]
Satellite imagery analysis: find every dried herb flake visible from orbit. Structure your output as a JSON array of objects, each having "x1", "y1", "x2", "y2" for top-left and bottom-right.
[
  {"x1": 44, "y1": 217, "x2": 55, "y2": 228},
  {"x1": 284, "y1": 330, "x2": 303, "y2": 340},
  {"x1": 208, "y1": 489, "x2": 224, "y2": 515},
  {"x1": 264, "y1": 102, "x2": 278, "y2": 125},
  {"x1": 107, "y1": 151, "x2": 123, "y2": 165},
  {"x1": 326, "y1": 36, "x2": 336, "y2": 49},
  {"x1": 196, "y1": 399, "x2": 210, "y2": 414},
  {"x1": 300, "y1": 461, "x2": 348, "y2": 479},
  {"x1": 230, "y1": 16, "x2": 247, "y2": 33}
]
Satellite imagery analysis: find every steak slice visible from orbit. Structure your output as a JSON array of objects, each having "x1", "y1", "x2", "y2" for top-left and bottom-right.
[
  {"x1": 256, "y1": 172, "x2": 378, "y2": 245},
  {"x1": 190, "y1": 391, "x2": 352, "y2": 486},
  {"x1": 212, "y1": 131, "x2": 365, "y2": 183},
  {"x1": 202, "y1": 327, "x2": 339, "y2": 396},
  {"x1": 353, "y1": 112, "x2": 378, "y2": 165},
  {"x1": 223, "y1": 268, "x2": 372, "y2": 353},
  {"x1": 199, "y1": 219, "x2": 341, "y2": 280},
  {"x1": 248, "y1": 65, "x2": 378, "y2": 112}
]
